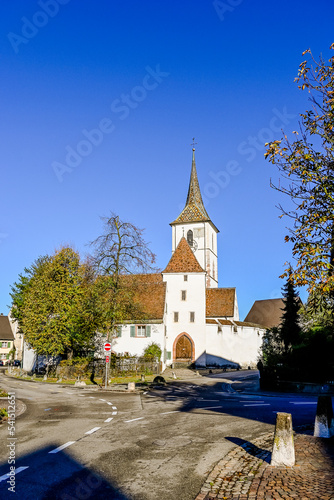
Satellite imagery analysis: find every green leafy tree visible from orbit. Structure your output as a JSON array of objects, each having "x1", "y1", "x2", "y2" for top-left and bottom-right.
[
  {"x1": 265, "y1": 43, "x2": 334, "y2": 303},
  {"x1": 14, "y1": 247, "x2": 99, "y2": 359},
  {"x1": 89, "y1": 213, "x2": 157, "y2": 340},
  {"x1": 10, "y1": 256, "x2": 50, "y2": 328}
]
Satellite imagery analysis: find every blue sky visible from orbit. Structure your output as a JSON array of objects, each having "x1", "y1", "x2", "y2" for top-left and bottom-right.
[{"x1": 1, "y1": 0, "x2": 333, "y2": 320}]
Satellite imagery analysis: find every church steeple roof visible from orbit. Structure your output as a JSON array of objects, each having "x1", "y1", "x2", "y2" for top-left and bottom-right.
[{"x1": 171, "y1": 148, "x2": 211, "y2": 225}]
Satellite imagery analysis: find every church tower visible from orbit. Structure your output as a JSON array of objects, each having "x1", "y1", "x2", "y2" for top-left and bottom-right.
[{"x1": 170, "y1": 148, "x2": 219, "y2": 288}]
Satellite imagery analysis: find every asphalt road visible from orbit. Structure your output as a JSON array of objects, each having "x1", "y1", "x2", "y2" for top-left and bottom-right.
[{"x1": 0, "y1": 370, "x2": 319, "y2": 500}]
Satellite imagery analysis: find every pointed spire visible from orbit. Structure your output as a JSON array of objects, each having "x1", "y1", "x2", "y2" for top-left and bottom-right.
[{"x1": 171, "y1": 147, "x2": 211, "y2": 225}]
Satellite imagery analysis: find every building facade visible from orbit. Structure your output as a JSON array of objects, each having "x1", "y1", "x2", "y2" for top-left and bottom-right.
[{"x1": 113, "y1": 149, "x2": 265, "y2": 370}]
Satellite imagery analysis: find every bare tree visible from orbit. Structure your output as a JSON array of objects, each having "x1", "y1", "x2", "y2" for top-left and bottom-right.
[{"x1": 89, "y1": 213, "x2": 158, "y2": 340}]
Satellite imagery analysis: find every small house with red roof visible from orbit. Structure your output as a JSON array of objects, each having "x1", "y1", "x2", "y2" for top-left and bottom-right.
[{"x1": 113, "y1": 149, "x2": 265, "y2": 369}]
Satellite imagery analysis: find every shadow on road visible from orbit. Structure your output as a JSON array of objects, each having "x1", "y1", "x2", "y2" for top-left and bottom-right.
[{"x1": 0, "y1": 445, "x2": 130, "y2": 500}]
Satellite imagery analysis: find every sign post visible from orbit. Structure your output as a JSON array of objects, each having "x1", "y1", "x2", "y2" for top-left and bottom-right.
[{"x1": 104, "y1": 343, "x2": 112, "y2": 389}]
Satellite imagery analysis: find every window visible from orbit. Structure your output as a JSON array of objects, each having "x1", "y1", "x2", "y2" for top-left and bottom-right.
[
  {"x1": 187, "y1": 230, "x2": 193, "y2": 247},
  {"x1": 130, "y1": 325, "x2": 151, "y2": 338},
  {"x1": 190, "y1": 312, "x2": 195, "y2": 323},
  {"x1": 137, "y1": 326, "x2": 146, "y2": 337},
  {"x1": 181, "y1": 290, "x2": 186, "y2": 301},
  {"x1": 0, "y1": 342, "x2": 8, "y2": 348},
  {"x1": 174, "y1": 312, "x2": 179, "y2": 323},
  {"x1": 0, "y1": 353, "x2": 6, "y2": 360},
  {"x1": 184, "y1": 275, "x2": 188, "y2": 281}
]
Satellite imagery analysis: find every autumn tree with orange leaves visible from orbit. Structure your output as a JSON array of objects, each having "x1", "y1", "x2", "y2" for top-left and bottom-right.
[{"x1": 265, "y1": 43, "x2": 334, "y2": 318}]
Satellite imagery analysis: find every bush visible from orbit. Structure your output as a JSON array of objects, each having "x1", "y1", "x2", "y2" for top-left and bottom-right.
[
  {"x1": 0, "y1": 408, "x2": 8, "y2": 421},
  {"x1": 142, "y1": 342, "x2": 162, "y2": 361}
]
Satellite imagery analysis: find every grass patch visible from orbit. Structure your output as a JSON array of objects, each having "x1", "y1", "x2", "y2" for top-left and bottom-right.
[
  {"x1": 9, "y1": 374, "x2": 157, "y2": 385},
  {"x1": 0, "y1": 389, "x2": 8, "y2": 397}
]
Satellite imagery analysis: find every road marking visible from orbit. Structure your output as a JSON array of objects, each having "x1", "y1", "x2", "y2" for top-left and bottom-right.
[
  {"x1": 244, "y1": 404, "x2": 270, "y2": 407},
  {"x1": 107, "y1": 402, "x2": 113, "y2": 405},
  {"x1": 161, "y1": 410, "x2": 180, "y2": 415},
  {"x1": 112, "y1": 406, "x2": 117, "y2": 410},
  {"x1": 124, "y1": 417, "x2": 144, "y2": 423},
  {"x1": 49, "y1": 442, "x2": 75, "y2": 454},
  {"x1": 89, "y1": 396, "x2": 95, "y2": 399},
  {"x1": 197, "y1": 399, "x2": 219, "y2": 402},
  {"x1": 104, "y1": 417, "x2": 113, "y2": 423},
  {"x1": 243, "y1": 401, "x2": 265, "y2": 403},
  {"x1": 289, "y1": 402, "x2": 317, "y2": 405},
  {"x1": 198, "y1": 406, "x2": 223, "y2": 410},
  {"x1": 44, "y1": 408, "x2": 52, "y2": 411},
  {"x1": 85, "y1": 427, "x2": 101, "y2": 435},
  {"x1": 0, "y1": 467, "x2": 29, "y2": 483},
  {"x1": 112, "y1": 411, "x2": 117, "y2": 415},
  {"x1": 99, "y1": 399, "x2": 106, "y2": 402}
]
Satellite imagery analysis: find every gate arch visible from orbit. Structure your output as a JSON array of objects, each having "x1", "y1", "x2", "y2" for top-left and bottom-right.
[{"x1": 173, "y1": 332, "x2": 195, "y2": 363}]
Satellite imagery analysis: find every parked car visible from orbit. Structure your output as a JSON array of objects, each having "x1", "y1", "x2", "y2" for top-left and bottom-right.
[
  {"x1": 13, "y1": 360, "x2": 21, "y2": 367},
  {"x1": 0, "y1": 360, "x2": 4, "y2": 366}
]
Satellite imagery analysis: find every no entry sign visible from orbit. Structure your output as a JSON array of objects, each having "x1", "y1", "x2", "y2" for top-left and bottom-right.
[{"x1": 104, "y1": 342, "x2": 112, "y2": 352}]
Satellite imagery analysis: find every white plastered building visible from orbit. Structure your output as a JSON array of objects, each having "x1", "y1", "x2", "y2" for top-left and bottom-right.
[{"x1": 113, "y1": 149, "x2": 264, "y2": 370}]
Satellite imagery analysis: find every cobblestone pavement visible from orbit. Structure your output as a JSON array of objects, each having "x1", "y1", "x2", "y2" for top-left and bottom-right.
[{"x1": 195, "y1": 431, "x2": 334, "y2": 500}]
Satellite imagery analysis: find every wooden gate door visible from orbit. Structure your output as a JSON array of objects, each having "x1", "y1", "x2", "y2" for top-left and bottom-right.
[{"x1": 175, "y1": 335, "x2": 192, "y2": 361}]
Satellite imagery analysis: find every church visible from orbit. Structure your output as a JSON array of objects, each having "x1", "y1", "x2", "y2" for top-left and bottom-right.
[{"x1": 113, "y1": 148, "x2": 265, "y2": 370}]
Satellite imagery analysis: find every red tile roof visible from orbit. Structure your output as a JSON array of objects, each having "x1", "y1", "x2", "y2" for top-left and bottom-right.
[
  {"x1": 120, "y1": 274, "x2": 166, "y2": 321},
  {"x1": 162, "y1": 237, "x2": 204, "y2": 273},
  {"x1": 244, "y1": 299, "x2": 285, "y2": 328},
  {"x1": 206, "y1": 288, "x2": 235, "y2": 317},
  {"x1": 0, "y1": 315, "x2": 14, "y2": 340}
]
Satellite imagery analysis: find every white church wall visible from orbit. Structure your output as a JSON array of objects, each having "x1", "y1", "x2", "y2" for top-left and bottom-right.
[
  {"x1": 206, "y1": 323, "x2": 264, "y2": 368},
  {"x1": 110, "y1": 323, "x2": 165, "y2": 359},
  {"x1": 163, "y1": 272, "x2": 207, "y2": 366}
]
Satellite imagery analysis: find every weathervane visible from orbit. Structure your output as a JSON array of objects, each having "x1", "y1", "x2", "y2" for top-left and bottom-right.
[{"x1": 190, "y1": 137, "x2": 197, "y2": 150}]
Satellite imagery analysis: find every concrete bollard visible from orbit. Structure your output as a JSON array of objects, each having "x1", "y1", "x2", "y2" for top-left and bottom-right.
[
  {"x1": 271, "y1": 412, "x2": 295, "y2": 466},
  {"x1": 172, "y1": 371, "x2": 177, "y2": 379},
  {"x1": 128, "y1": 382, "x2": 135, "y2": 392},
  {"x1": 314, "y1": 395, "x2": 334, "y2": 438}
]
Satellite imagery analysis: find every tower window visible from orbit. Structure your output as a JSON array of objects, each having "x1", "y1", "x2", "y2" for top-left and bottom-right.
[
  {"x1": 184, "y1": 275, "x2": 188, "y2": 281},
  {"x1": 181, "y1": 290, "x2": 187, "y2": 301},
  {"x1": 190, "y1": 312, "x2": 195, "y2": 323},
  {"x1": 187, "y1": 230, "x2": 193, "y2": 247},
  {"x1": 174, "y1": 312, "x2": 179, "y2": 323}
]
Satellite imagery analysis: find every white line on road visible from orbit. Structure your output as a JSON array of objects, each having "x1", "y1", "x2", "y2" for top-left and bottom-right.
[
  {"x1": 244, "y1": 404, "x2": 270, "y2": 407},
  {"x1": 99, "y1": 399, "x2": 106, "y2": 402},
  {"x1": 112, "y1": 406, "x2": 117, "y2": 410},
  {"x1": 161, "y1": 410, "x2": 180, "y2": 415},
  {"x1": 107, "y1": 402, "x2": 113, "y2": 405},
  {"x1": 0, "y1": 467, "x2": 29, "y2": 483},
  {"x1": 124, "y1": 417, "x2": 144, "y2": 423},
  {"x1": 243, "y1": 401, "x2": 265, "y2": 403},
  {"x1": 85, "y1": 427, "x2": 101, "y2": 435},
  {"x1": 104, "y1": 417, "x2": 113, "y2": 423},
  {"x1": 112, "y1": 411, "x2": 117, "y2": 415},
  {"x1": 198, "y1": 406, "x2": 223, "y2": 410},
  {"x1": 49, "y1": 442, "x2": 76, "y2": 454},
  {"x1": 89, "y1": 396, "x2": 95, "y2": 399},
  {"x1": 289, "y1": 402, "x2": 317, "y2": 405}
]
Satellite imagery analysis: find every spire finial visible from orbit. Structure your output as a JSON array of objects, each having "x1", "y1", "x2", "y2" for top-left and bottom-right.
[{"x1": 190, "y1": 137, "x2": 197, "y2": 150}]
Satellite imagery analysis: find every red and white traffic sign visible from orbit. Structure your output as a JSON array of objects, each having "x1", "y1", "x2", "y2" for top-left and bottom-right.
[
  {"x1": 106, "y1": 356, "x2": 109, "y2": 363},
  {"x1": 104, "y1": 342, "x2": 112, "y2": 352}
]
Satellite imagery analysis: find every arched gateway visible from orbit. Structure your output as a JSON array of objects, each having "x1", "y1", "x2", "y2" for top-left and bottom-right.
[{"x1": 173, "y1": 333, "x2": 195, "y2": 364}]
